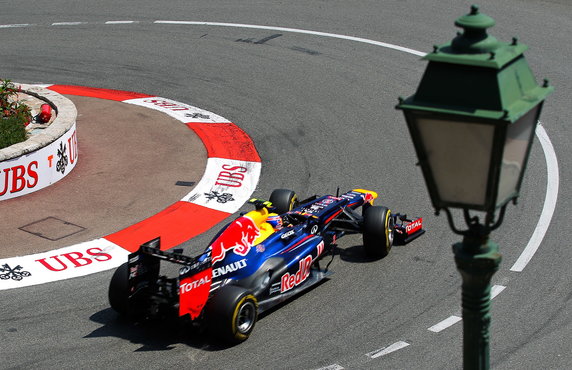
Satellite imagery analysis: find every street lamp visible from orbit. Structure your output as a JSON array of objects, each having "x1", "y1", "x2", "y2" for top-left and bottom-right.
[{"x1": 396, "y1": 5, "x2": 552, "y2": 370}]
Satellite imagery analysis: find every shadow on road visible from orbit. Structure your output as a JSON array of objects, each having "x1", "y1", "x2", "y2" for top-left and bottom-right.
[{"x1": 86, "y1": 307, "x2": 235, "y2": 352}]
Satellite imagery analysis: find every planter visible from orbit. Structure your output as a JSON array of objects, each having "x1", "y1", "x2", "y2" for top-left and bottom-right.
[{"x1": 0, "y1": 84, "x2": 78, "y2": 201}]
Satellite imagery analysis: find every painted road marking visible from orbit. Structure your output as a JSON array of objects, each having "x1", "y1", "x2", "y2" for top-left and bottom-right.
[
  {"x1": 366, "y1": 341, "x2": 410, "y2": 359},
  {"x1": 428, "y1": 315, "x2": 462, "y2": 333},
  {"x1": 314, "y1": 365, "x2": 344, "y2": 370},
  {"x1": 52, "y1": 22, "x2": 86, "y2": 26},
  {"x1": 105, "y1": 21, "x2": 138, "y2": 24},
  {"x1": 0, "y1": 24, "x2": 30, "y2": 28},
  {"x1": 154, "y1": 21, "x2": 427, "y2": 57},
  {"x1": 428, "y1": 285, "x2": 507, "y2": 333},
  {"x1": 511, "y1": 124, "x2": 559, "y2": 272},
  {"x1": 491, "y1": 284, "x2": 507, "y2": 299}
]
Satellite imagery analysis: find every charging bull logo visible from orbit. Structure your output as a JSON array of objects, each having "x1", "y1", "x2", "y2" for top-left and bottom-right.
[{"x1": 210, "y1": 216, "x2": 260, "y2": 264}]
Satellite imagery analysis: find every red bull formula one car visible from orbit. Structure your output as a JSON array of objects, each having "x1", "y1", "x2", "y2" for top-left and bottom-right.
[{"x1": 108, "y1": 188, "x2": 424, "y2": 343}]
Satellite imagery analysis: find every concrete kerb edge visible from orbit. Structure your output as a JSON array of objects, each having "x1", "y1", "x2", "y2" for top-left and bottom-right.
[{"x1": 0, "y1": 84, "x2": 77, "y2": 161}]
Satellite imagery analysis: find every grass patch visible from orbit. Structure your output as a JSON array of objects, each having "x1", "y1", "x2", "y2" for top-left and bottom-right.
[{"x1": 0, "y1": 115, "x2": 27, "y2": 148}]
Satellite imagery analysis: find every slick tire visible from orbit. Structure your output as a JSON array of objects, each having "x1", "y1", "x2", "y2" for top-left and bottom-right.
[
  {"x1": 363, "y1": 206, "x2": 395, "y2": 258},
  {"x1": 207, "y1": 285, "x2": 258, "y2": 344},
  {"x1": 109, "y1": 262, "x2": 130, "y2": 316},
  {"x1": 269, "y1": 189, "x2": 298, "y2": 215}
]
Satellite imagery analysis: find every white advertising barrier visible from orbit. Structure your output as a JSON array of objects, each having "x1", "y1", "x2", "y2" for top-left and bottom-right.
[
  {"x1": 0, "y1": 238, "x2": 128, "y2": 289},
  {"x1": 0, "y1": 123, "x2": 78, "y2": 201}
]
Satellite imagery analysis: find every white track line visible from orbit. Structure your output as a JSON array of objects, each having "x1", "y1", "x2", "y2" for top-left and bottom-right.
[
  {"x1": 105, "y1": 21, "x2": 138, "y2": 24},
  {"x1": 510, "y1": 124, "x2": 559, "y2": 272},
  {"x1": 366, "y1": 341, "x2": 410, "y2": 359},
  {"x1": 0, "y1": 24, "x2": 30, "y2": 28},
  {"x1": 51, "y1": 22, "x2": 86, "y2": 26},
  {"x1": 428, "y1": 285, "x2": 507, "y2": 333},
  {"x1": 491, "y1": 284, "x2": 507, "y2": 299},
  {"x1": 154, "y1": 21, "x2": 427, "y2": 57},
  {"x1": 428, "y1": 316, "x2": 462, "y2": 333},
  {"x1": 314, "y1": 365, "x2": 344, "y2": 370}
]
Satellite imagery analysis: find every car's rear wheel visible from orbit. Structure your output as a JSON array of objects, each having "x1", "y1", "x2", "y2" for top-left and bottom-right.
[
  {"x1": 363, "y1": 206, "x2": 394, "y2": 258},
  {"x1": 207, "y1": 285, "x2": 258, "y2": 344},
  {"x1": 269, "y1": 189, "x2": 298, "y2": 214},
  {"x1": 109, "y1": 262, "x2": 130, "y2": 316}
]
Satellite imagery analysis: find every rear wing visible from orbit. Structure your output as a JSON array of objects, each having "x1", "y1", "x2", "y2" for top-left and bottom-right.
[{"x1": 127, "y1": 237, "x2": 212, "y2": 298}]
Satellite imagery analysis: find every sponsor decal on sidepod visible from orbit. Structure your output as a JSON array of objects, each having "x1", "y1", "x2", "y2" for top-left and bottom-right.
[
  {"x1": 212, "y1": 258, "x2": 247, "y2": 278},
  {"x1": 280, "y1": 240, "x2": 325, "y2": 293},
  {"x1": 280, "y1": 255, "x2": 313, "y2": 293}
]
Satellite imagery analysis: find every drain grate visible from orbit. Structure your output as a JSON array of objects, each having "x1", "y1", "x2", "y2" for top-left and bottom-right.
[{"x1": 19, "y1": 217, "x2": 86, "y2": 241}]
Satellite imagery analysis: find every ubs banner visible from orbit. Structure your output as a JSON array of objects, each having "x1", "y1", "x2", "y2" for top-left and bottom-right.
[{"x1": 0, "y1": 123, "x2": 78, "y2": 201}]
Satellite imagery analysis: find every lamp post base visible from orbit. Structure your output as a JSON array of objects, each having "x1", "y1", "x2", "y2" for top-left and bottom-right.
[{"x1": 453, "y1": 230, "x2": 502, "y2": 370}]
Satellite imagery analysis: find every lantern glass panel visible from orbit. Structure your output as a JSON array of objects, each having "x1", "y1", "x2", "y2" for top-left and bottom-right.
[
  {"x1": 415, "y1": 117, "x2": 495, "y2": 207},
  {"x1": 496, "y1": 105, "x2": 540, "y2": 207}
]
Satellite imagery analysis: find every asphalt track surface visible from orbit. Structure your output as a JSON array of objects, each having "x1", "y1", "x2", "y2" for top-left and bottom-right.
[{"x1": 1, "y1": 1, "x2": 571, "y2": 369}]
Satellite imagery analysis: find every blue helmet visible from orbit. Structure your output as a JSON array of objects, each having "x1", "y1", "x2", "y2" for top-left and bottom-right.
[{"x1": 267, "y1": 213, "x2": 283, "y2": 230}]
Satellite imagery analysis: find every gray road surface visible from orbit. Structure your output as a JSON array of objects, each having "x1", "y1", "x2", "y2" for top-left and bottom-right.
[{"x1": 1, "y1": 1, "x2": 571, "y2": 369}]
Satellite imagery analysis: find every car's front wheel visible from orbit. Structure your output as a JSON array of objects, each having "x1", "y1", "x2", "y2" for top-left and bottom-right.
[
  {"x1": 363, "y1": 206, "x2": 394, "y2": 258},
  {"x1": 269, "y1": 188, "x2": 298, "y2": 214}
]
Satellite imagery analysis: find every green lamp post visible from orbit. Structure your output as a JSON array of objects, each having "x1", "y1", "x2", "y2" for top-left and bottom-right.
[{"x1": 396, "y1": 5, "x2": 552, "y2": 369}]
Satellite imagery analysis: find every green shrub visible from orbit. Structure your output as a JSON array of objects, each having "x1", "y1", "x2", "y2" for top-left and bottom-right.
[
  {"x1": 0, "y1": 80, "x2": 31, "y2": 149},
  {"x1": 0, "y1": 115, "x2": 27, "y2": 148}
]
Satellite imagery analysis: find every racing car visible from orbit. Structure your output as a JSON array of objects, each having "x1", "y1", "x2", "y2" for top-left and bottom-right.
[{"x1": 108, "y1": 188, "x2": 424, "y2": 343}]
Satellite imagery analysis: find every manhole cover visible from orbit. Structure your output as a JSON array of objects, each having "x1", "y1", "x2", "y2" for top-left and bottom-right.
[{"x1": 19, "y1": 217, "x2": 86, "y2": 241}]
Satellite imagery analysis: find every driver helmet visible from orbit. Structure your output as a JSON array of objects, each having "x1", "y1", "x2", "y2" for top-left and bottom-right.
[{"x1": 267, "y1": 213, "x2": 283, "y2": 230}]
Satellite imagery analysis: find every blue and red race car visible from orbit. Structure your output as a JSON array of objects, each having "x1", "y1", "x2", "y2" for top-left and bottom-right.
[{"x1": 108, "y1": 188, "x2": 424, "y2": 343}]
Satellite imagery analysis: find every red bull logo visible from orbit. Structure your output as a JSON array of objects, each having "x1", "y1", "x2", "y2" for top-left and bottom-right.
[
  {"x1": 363, "y1": 192, "x2": 374, "y2": 204},
  {"x1": 280, "y1": 255, "x2": 313, "y2": 293},
  {"x1": 211, "y1": 216, "x2": 260, "y2": 264}
]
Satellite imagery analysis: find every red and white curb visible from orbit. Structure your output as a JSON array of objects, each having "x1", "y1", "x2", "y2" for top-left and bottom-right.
[{"x1": 0, "y1": 85, "x2": 261, "y2": 290}]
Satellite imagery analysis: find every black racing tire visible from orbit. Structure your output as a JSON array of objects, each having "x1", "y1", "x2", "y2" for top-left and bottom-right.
[
  {"x1": 207, "y1": 285, "x2": 258, "y2": 344},
  {"x1": 363, "y1": 206, "x2": 395, "y2": 258},
  {"x1": 108, "y1": 262, "x2": 130, "y2": 316},
  {"x1": 269, "y1": 189, "x2": 298, "y2": 214}
]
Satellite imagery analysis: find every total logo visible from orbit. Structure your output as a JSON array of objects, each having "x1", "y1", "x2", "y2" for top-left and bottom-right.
[
  {"x1": 179, "y1": 274, "x2": 211, "y2": 294},
  {"x1": 406, "y1": 218, "x2": 423, "y2": 234}
]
